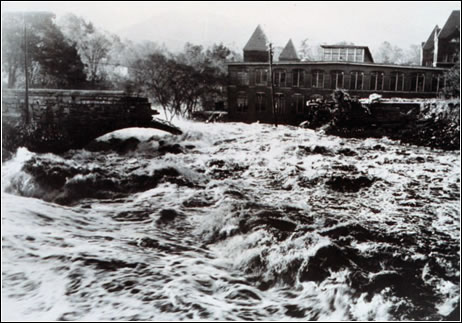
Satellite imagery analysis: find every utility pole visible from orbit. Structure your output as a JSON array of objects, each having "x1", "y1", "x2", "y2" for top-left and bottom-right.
[
  {"x1": 268, "y1": 43, "x2": 277, "y2": 127},
  {"x1": 23, "y1": 13, "x2": 30, "y2": 124}
]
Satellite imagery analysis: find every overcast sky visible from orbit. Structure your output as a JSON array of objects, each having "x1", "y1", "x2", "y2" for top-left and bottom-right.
[{"x1": 2, "y1": 1, "x2": 461, "y2": 53}]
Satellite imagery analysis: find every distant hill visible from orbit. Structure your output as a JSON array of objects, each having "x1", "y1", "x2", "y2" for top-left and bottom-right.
[{"x1": 116, "y1": 9, "x2": 252, "y2": 52}]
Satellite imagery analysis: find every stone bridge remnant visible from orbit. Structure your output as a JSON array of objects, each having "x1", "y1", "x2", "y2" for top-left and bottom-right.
[{"x1": 2, "y1": 89, "x2": 182, "y2": 154}]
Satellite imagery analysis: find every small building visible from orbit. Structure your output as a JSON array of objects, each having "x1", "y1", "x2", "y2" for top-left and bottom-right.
[
  {"x1": 421, "y1": 10, "x2": 460, "y2": 67},
  {"x1": 321, "y1": 45, "x2": 374, "y2": 63},
  {"x1": 227, "y1": 25, "x2": 450, "y2": 125}
]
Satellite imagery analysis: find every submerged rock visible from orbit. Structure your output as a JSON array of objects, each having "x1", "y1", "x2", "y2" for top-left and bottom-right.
[
  {"x1": 156, "y1": 209, "x2": 184, "y2": 224},
  {"x1": 298, "y1": 145, "x2": 334, "y2": 155},
  {"x1": 299, "y1": 244, "x2": 351, "y2": 282},
  {"x1": 85, "y1": 137, "x2": 140, "y2": 154},
  {"x1": 326, "y1": 175, "x2": 376, "y2": 192},
  {"x1": 15, "y1": 155, "x2": 195, "y2": 205},
  {"x1": 158, "y1": 140, "x2": 184, "y2": 154}
]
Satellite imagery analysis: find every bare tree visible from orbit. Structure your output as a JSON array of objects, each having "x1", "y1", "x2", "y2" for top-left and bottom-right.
[
  {"x1": 402, "y1": 44, "x2": 421, "y2": 65},
  {"x1": 374, "y1": 41, "x2": 420, "y2": 65},
  {"x1": 299, "y1": 38, "x2": 314, "y2": 61},
  {"x1": 58, "y1": 13, "x2": 113, "y2": 86},
  {"x1": 130, "y1": 53, "x2": 173, "y2": 119}
]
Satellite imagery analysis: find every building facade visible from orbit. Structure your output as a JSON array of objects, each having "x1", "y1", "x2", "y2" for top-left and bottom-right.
[
  {"x1": 227, "y1": 25, "x2": 451, "y2": 125},
  {"x1": 421, "y1": 10, "x2": 460, "y2": 68}
]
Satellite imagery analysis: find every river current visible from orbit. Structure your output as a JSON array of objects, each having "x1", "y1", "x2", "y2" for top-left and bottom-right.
[{"x1": 2, "y1": 119, "x2": 460, "y2": 320}]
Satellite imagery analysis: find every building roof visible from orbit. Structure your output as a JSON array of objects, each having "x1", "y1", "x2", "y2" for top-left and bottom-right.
[
  {"x1": 321, "y1": 45, "x2": 374, "y2": 63},
  {"x1": 227, "y1": 60, "x2": 448, "y2": 71},
  {"x1": 279, "y1": 39, "x2": 299, "y2": 61},
  {"x1": 243, "y1": 25, "x2": 268, "y2": 51},
  {"x1": 321, "y1": 45, "x2": 370, "y2": 49},
  {"x1": 423, "y1": 25, "x2": 440, "y2": 50},
  {"x1": 438, "y1": 10, "x2": 460, "y2": 39}
]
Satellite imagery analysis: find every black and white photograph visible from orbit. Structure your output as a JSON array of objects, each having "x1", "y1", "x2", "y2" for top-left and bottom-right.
[{"x1": 1, "y1": 1, "x2": 461, "y2": 321}]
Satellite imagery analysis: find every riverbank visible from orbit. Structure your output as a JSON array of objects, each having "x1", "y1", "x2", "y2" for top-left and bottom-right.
[{"x1": 325, "y1": 98, "x2": 460, "y2": 151}]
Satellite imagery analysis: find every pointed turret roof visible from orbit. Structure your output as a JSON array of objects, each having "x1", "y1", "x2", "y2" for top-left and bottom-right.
[
  {"x1": 244, "y1": 25, "x2": 268, "y2": 51},
  {"x1": 423, "y1": 25, "x2": 440, "y2": 50},
  {"x1": 279, "y1": 39, "x2": 299, "y2": 61},
  {"x1": 438, "y1": 10, "x2": 460, "y2": 39}
]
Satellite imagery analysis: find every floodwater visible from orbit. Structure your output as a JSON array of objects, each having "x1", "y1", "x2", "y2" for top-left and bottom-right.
[{"x1": 2, "y1": 119, "x2": 460, "y2": 320}]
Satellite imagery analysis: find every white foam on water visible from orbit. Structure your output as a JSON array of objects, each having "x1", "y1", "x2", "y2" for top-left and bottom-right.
[{"x1": 2, "y1": 119, "x2": 460, "y2": 320}]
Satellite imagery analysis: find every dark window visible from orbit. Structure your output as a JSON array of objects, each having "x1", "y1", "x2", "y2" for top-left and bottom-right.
[
  {"x1": 275, "y1": 93, "x2": 285, "y2": 114},
  {"x1": 370, "y1": 71, "x2": 384, "y2": 91},
  {"x1": 390, "y1": 72, "x2": 405, "y2": 91},
  {"x1": 273, "y1": 69, "x2": 286, "y2": 87},
  {"x1": 230, "y1": 71, "x2": 249, "y2": 86},
  {"x1": 256, "y1": 92, "x2": 266, "y2": 112},
  {"x1": 236, "y1": 93, "x2": 248, "y2": 112},
  {"x1": 452, "y1": 53, "x2": 458, "y2": 63},
  {"x1": 350, "y1": 71, "x2": 364, "y2": 90},
  {"x1": 411, "y1": 73, "x2": 425, "y2": 92},
  {"x1": 292, "y1": 69, "x2": 304, "y2": 88},
  {"x1": 293, "y1": 94, "x2": 304, "y2": 114},
  {"x1": 331, "y1": 71, "x2": 344, "y2": 89},
  {"x1": 255, "y1": 69, "x2": 268, "y2": 85},
  {"x1": 431, "y1": 74, "x2": 445, "y2": 92},
  {"x1": 312, "y1": 70, "x2": 324, "y2": 88},
  {"x1": 236, "y1": 71, "x2": 249, "y2": 85}
]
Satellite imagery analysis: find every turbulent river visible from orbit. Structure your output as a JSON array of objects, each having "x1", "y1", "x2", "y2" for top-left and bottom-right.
[{"x1": 2, "y1": 119, "x2": 460, "y2": 321}]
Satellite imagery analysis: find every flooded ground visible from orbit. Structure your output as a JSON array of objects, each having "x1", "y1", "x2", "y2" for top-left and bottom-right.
[{"x1": 2, "y1": 119, "x2": 460, "y2": 320}]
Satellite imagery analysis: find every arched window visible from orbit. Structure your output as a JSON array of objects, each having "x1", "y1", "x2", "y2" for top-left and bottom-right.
[
  {"x1": 293, "y1": 94, "x2": 304, "y2": 114},
  {"x1": 256, "y1": 92, "x2": 266, "y2": 112},
  {"x1": 292, "y1": 69, "x2": 304, "y2": 88},
  {"x1": 350, "y1": 71, "x2": 364, "y2": 90},
  {"x1": 255, "y1": 69, "x2": 268, "y2": 85},
  {"x1": 431, "y1": 74, "x2": 446, "y2": 92},
  {"x1": 411, "y1": 73, "x2": 425, "y2": 92},
  {"x1": 231, "y1": 71, "x2": 249, "y2": 86},
  {"x1": 370, "y1": 71, "x2": 384, "y2": 91},
  {"x1": 312, "y1": 70, "x2": 324, "y2": 88},
  {"x1": 275, "y1": 93, "x2": 285, "y2": 114},
  {"x1": 390, "y1": 72, "x2": 405, "y2": 91},
  {"x1": 273, "y1": 69, "x2": 287, "y2": 87},
  {"x1": 236, "y1": 92, "x2": 248, "y2": 112},
  {"x1": 331, "y1": 71, "x2": 344, "y2": 89}
]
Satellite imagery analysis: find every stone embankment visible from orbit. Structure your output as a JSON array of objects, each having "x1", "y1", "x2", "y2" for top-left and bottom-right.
[
  {"x1": 322, "y1": 92, "x2": 460, "y2": 151},
  {"x1": 2, "y1": 89, "x2": 182, "y2": 157}
]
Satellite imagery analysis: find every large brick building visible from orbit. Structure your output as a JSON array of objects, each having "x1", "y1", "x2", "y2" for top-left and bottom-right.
[
  {"x1": 227, "y1": 22, "x2": 452, "y2": 124},
  {"x1": 421, "y1": 10, "x2": 460, "y2": 68}
]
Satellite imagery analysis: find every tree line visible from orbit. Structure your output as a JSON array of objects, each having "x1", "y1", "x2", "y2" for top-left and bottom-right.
[{"x1": 2, "y1": 12, "x2": 241, "y2": 119}]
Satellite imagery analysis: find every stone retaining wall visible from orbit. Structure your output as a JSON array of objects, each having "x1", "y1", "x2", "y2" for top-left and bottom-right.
[{"x1": 2, "y1": 89, "x2": 160, "y2": 154}]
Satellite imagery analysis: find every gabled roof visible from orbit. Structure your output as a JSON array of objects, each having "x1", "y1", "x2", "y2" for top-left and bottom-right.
[
  {"x1": 244, "y1": 25, "x2": 268, "y2": 51},
  {"x1": 423, "y1": 25, "x2": 440, "y2": 50},
  {"x1": 438, "y1": 10, "x2": 460, "y2": 39},
  {"x1": 279, "y1": 39, "x2": 299, "y2": 61}
]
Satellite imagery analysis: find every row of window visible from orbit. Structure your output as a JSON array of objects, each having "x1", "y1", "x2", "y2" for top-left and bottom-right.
[
  {"x1": 323, "y1": 48, "x2": 364, "y2": 62},
  {"x1": 231, "y1": 70, "x2": 446, "y2": 92},
  {"x1": 235, "y1": 93, "x2": 311, "y2": 115},
  {"x1": 442, "y1": 52, "x2": 459, "y2": 63}
]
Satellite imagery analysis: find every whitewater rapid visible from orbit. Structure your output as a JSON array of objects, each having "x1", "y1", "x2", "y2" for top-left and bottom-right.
[{"x1": 2, "y1": 119, "x2": 460, "y2": 320}]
